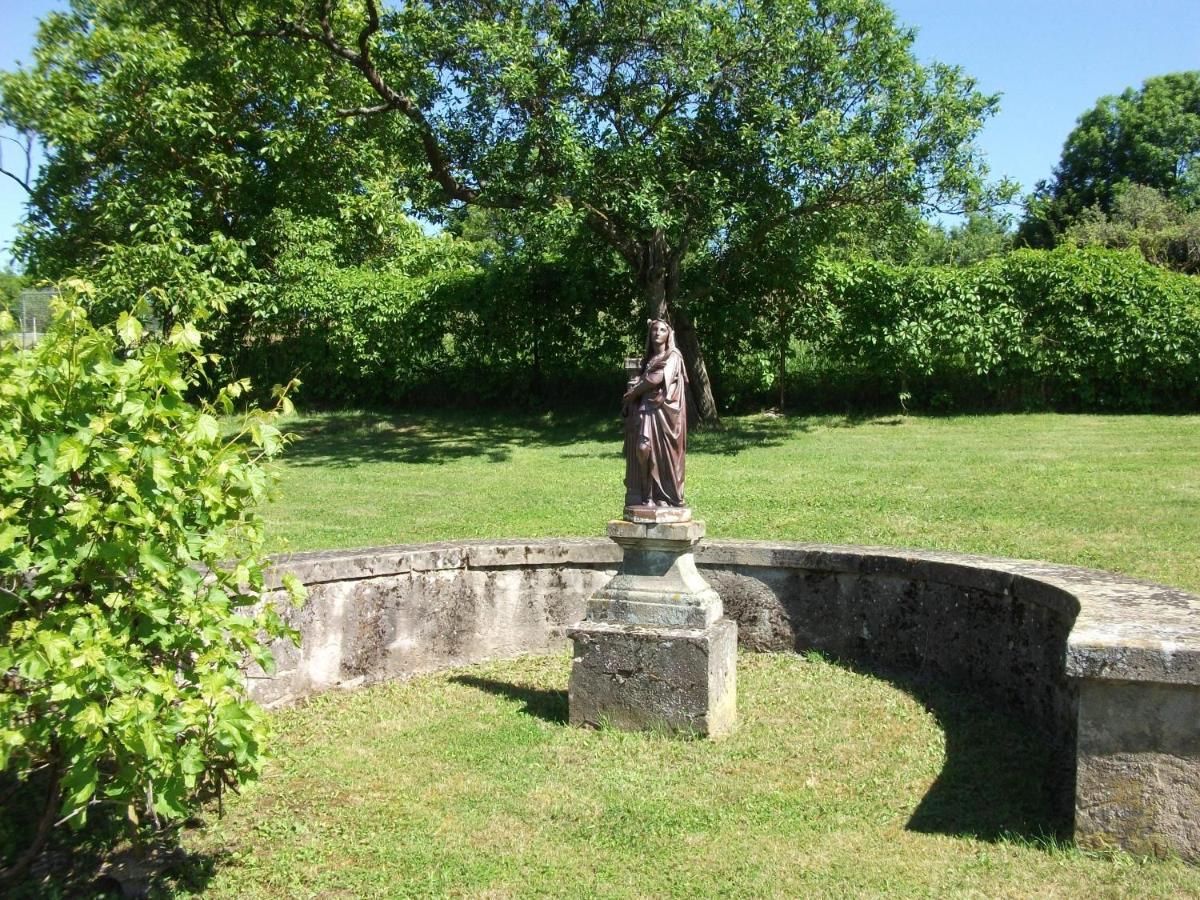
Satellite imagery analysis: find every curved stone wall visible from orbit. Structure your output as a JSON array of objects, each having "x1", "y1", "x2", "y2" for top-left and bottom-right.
[{"x1": 255, "y1": 537, "x2": 1200, "y2": 862}]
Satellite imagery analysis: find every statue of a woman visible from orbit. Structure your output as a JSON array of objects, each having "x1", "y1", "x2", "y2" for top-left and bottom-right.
[{"x1": 622, "y1": 318, "x2": 688, "y2": 516}]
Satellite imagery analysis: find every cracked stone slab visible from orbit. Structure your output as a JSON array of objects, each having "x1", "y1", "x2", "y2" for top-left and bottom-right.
[{"x1": 567, "y1": 619, "x2": 737, "y2": 737}]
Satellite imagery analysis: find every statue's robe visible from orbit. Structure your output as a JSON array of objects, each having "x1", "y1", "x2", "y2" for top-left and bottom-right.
[{"x1": 624, "y1": 348, "x2": 686, "y2": 507}]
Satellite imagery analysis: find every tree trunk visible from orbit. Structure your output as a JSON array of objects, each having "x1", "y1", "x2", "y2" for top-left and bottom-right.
[
  {"x1": 624, "y1": 231, "x2": 722, "y2": 427},
  {"x1": 643, "y1": 276, "x2": 668, "y2": 321},
  {"x1": 641, "y1": 262, "x2": 720, "y2": 428},
  {"x1": 0, "y1": 764, "x2": 61, "y2": 888},
  {"x1": 670, "y1": 306, "x2": 721, "y2": 427},
  {"x1": 640, "y1": 236, "x2": 670, "y2": 320},
  {"x1": 778, "y1": 332, "x2": 786, "y2": 411}
]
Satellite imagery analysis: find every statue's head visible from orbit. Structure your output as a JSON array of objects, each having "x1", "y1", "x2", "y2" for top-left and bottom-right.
[{"x1": 643, "y1": 318, "x2": 675, "y2": 360}]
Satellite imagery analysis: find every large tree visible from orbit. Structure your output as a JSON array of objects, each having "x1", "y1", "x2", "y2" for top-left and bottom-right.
[
  {"x1": 197, "y1": 0, "x2": 1002, "y2": 423},
  {"x1": 1019, "y1": 72, "x2": 1200, "y2": 247},
  {"x1": 0, "y1": 0, "x2": 419, "y2": 330}
]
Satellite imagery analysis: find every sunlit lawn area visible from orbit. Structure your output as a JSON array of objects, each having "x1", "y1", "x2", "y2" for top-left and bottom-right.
[
  {"x1": 167, "y1": 653, "x2": 1200, "y2": 897},
  {"x1": 18, "y1": 410, "x2": 1199, "y2": 895},
  {"x1": 267, "y1": 410, "x2": 1200, "y2": 592}
]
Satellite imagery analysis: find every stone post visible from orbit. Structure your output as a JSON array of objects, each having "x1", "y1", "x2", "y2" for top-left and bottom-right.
[
  {"x1": 567, "y1": 519, "x2": 737, "y2": 737},
  {"x1": 1074, "y1": 678, "x2": 1200, "y2": 861}
]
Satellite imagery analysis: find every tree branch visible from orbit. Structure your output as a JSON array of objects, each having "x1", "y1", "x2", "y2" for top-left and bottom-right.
[
  {"x1": 202, "y1": 0, "x2": 482, "y2": 204},
  {"x1": 0, "y1": 132, "x2": 35, "y2": 196},
  {"x1": 332, "y1": 102, "x2": 392, "y2": 118},
  {"x1": 576, "y1": 199, "x2": 640, "y2": 268}
]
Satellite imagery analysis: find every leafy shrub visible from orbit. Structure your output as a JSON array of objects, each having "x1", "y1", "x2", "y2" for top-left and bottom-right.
[
  {"x1": 241, "y1": 234, "x2": 1200, "y2": 413},
  {"x1": 818, "y1": 248, "x2": 1200, "y2": 410},
  {"x1": 824, "y1": 258, "x2": 1019, "y2": 386},
  {"x1": 1064, "y1": 184, "x2": 1200, "y2": 274},
  {"x1": 0, "y1": 283, "x2": 302, "y2": 879},
  {"x1": 996, "y1": 248, "x2": 1200, "y2": 406},
  {"x1": 245, "y1": 263, "x2": 450, "y2": 406},
  {"x1": 240, "y1": 211, "x2": 470, "y2": 406},
  {"x1": 425, "y1": 256, "x2": 636, "y2": 405}
]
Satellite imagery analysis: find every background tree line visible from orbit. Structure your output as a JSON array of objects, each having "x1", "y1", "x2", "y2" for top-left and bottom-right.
[{"x1": 1, "y1": 0, "x2": 1197, "y2": 419}]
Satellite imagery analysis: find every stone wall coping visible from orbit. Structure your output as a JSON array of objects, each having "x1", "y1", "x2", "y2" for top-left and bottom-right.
[
  {"x1": 265, "y1": 537, "x2": 1200, "y2": 686},
  {"x1": 264, "y1": 538, "x2": 622, "y2": 587}
]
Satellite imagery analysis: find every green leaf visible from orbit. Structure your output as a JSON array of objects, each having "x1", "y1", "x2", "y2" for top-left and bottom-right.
[
  {"x1": 138, "y1": 542, "x2": 171, "y2": 574},
  {"x1": 168, "y1": 321, "x2": 203, "y2": 350},
  {"x1": 116, "y1": 312, "x2": 143, "y2": 347},
  {"x1": 0, "y1": 729, "x2": 26, "y2": 770},
  {"x1": 61, "y1": 760, "x2": 99, "y2": 814},
  {"x1": 192, "y1": 413, "x2": 220, "y2": 444},
  {"x1": 55, "y1": 437, "x2": 87, "y2": 472}
]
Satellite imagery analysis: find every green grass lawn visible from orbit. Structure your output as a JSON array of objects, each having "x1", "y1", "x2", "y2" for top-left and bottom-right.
[
  {"x1": 18, "y1": 411, "x2": 1197, "y2": 896},
  {"x1": 267, "y1": 410, "x2": 1200, "y2": 592},
  {"x1": 169, "y1": 653, "x2": 1200, "y2": 898},
  {"x1": 172, "y1": 409, "x2": 1199, "y2": 896}
]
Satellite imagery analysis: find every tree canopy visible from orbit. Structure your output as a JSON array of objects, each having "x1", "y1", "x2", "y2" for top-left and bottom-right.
[
  {"x1": 1019, "y1": 71, "x2": 1200, "y2": 247},
  {"x1": 1064, "y1": 183, "x2": 1200, "y2": 274},
  {"x1": 0, "y1": 0, "x2": 430, "y2": 324},
  {"x1": 4, "y1": 0, "x2": 1007, "y2": 421},
  {"x1": 194, "y1": 0, "x2": 1005, "y2": 422}
]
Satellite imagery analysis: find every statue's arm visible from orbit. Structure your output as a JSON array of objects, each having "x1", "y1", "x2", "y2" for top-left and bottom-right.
[
  {"x1": 623, "y1": 375, "x2": 650, "y2": 404},
  {"x1": 623, "y1": 366, "x2": 665, "y2": 404}
]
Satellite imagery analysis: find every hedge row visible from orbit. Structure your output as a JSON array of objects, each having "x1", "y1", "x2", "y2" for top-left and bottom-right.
[
  {"x1": 237, "y1": 247, "x2": 1200, "y2": 412},
  {"x1": 812, "y1": 248, "x2": 1200, "y2": 410},
  {"x1": 241, "y1": 253, "x2": 634, "y2": 408}
]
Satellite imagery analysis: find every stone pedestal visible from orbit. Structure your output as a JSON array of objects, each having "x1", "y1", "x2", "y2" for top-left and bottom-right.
[{"x1": 568, "y1": 520, "x2": 737, "y2": 737}]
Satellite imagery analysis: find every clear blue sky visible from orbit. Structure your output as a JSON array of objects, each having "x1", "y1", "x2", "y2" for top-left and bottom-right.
[{"x1": 1, "y1": 0, "x2": 1198, "y2": 268}]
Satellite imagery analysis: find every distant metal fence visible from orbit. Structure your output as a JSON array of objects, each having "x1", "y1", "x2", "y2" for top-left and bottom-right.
[
  {"x1": 4, "y1": 289, "x2": 165, "y2": 347},
  {"x1": 5, "y1": 288, "x2": 56, "y2": 348}
]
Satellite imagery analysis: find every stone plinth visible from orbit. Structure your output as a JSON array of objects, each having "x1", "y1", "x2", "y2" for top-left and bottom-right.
[
  {"x1": 569, "y1": 619, "x2": 737, "y2": 735},
  {"x1": 623, "y1": 504, "x2": 692, "y2": 524},
  {"x1": 568, "y1": 520, "x2": 737, "y2": 737}
]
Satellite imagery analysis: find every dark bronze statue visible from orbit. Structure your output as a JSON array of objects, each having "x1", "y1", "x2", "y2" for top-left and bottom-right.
[{"x1": 622, "y1": 319, "x2": 689, "y2": 518}]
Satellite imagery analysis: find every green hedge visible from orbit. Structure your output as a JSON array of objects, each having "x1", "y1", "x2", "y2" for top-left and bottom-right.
[
  {"x1": 243, "y1": 255, "x2": 636, "y2": 408},
  {"x1": 816, "y1": 248, "x2": 1200, "y2": 410},
  {"x1": 240, "y1": 266, "x2": 448, "y2": 406},
  {"x1": 235, "y1": 247, "x2": 1200, "y2": 413}
]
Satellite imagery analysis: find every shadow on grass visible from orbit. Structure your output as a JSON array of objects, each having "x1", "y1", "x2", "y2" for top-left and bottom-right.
[
  {"x1": 281, "y1": 408, "x2": 820, "y2": 468},
  {"x1": 831, "y1": 660, "x2": 1073, "y2": 845},
  {"x1": 449, "y1": 675, "x2": 569, "y2": 724},
  {"x1": 0, "y1": 774, "x2": 221, "y2": 897},
  {"x1": 452, "y1": 657, "x2": 1069, "y2": 845},
  {"x1": 282, "y1": 409, "x2": 615, "y2": 468}
]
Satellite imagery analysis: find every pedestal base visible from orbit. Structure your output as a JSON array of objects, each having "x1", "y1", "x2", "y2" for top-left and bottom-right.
[
  {"x1": 568, "y1": 619, "x2": 737, "y2": 737},
  {"x1": 568, "y1": 518, "x2": 737, "y2": 738},
  {"x1": 587, "y1": 520, "x2": 721, "y2": 629},
  {"x1": 623, "y1": 504, "x2": 692, "y2": 524}
]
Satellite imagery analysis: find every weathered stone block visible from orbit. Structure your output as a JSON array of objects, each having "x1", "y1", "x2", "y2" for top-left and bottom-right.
[
  {"x1": 1075, "y1": 679, "x2": 1200, "y2": 861},
  {"x1": 567, "y1": 619, "x2": 737, "y2": 737},
  {"x1": 587, "y1": 519, "x2": 723, "y2": 629}
]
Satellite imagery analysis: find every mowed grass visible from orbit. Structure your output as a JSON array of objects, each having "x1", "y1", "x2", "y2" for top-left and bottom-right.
[
  {"x1": 170, "y1": 653, "x2": 1200, "y2": 898},
  {"x1": 166, "y1": 409, "x2": 1200, "y2": 897},
  {"x1": 267, "y1": 410, "x2": 1200, "y2": 591}
]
